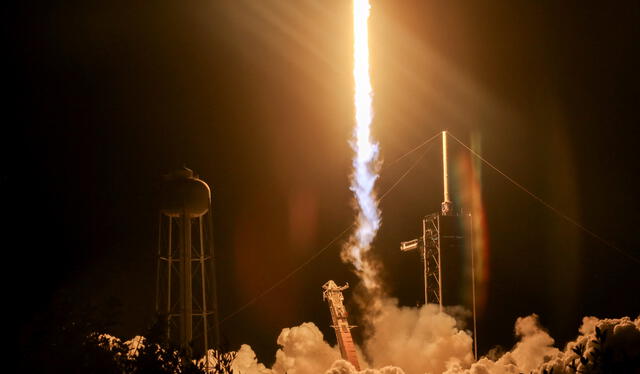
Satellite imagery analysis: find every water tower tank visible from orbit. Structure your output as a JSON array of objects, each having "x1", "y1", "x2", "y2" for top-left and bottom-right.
[{"x1": 161, "y1": 166, "x2": 210, "y2": 218}]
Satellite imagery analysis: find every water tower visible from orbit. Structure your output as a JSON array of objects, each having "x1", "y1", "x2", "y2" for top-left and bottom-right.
[{"x1": 156, "y1": 166, "x2": 220, "y2": 358}]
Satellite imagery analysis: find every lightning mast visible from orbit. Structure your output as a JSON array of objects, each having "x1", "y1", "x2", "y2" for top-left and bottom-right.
[{"x1": 322, "y1": 281, "x2": 360, "y2": 370}]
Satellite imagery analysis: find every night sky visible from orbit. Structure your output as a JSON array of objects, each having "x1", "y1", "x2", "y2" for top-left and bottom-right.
[{"x1": 9, "y1": 0, "x2": 640, "y2": 366}]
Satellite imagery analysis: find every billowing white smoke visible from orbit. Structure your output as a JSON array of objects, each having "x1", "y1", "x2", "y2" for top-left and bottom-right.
[
  {"x1": 443, "y1": 314, "x2": 640, "y2": 374},
  {"x1": 271, "y1": 322, "x2": 341, "y2": 374},
  {"x1": 442, "y1": 314, "x2": 560, "y2": 374},
  {"x1": 92, "y1": 308, "x2": 639, "y2": 373},
  {"x1": 535, "y1": 315, "x2": 640, "y2": 374},
  {"x1": 232, "y1": 298, "x2": 473, "y2": 374},
  {"x1": 232, "y1": 323, "x2": 339, "y2": 374},
  {"x1": 230, "y1": 308, "x2": 640, "y2": 374},
  {"x1": 229, "y1": 345, "x2": 271, "y2": 374},
  {"x1": 325, "y1": 360, "x2": 405, "y2": 374},
  {"x1": 366, "y1": 299, "x2": 474, "y2": 374}
]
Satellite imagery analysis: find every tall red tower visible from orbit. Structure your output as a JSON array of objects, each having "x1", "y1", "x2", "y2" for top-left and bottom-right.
[{"x1": 322, "y1": 280, "x2": 360, "y2": 370}]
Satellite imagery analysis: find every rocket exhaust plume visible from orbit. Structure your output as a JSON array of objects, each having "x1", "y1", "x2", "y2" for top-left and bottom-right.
[{"x1": 342, "y1": 0, "x2": 382, "y2": 293}]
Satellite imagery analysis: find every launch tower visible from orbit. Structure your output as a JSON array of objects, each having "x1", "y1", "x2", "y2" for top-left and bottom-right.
[
  {"x1": 156, "y1": 167, "x2": 220, "y2": 362},
  {"x1": 400, "y1": 131, "x2": 478, "y2": 358},
  {"x1": 322, "y1": 280, "x2": 360, "y2": 370}
]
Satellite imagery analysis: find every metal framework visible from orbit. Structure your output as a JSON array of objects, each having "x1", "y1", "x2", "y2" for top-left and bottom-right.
[
  {"x1": 424, "y1": 213, "x2": 443, "y2": 310},
  {"x1": 156, "y1": 210, "x2": 220, "y2": 363},
  {"x1": 400, "y1": 213, "x2": 443, "y2": 310},
  {"x1": 322, "y1": 281, "x2": 360, "y2": 370}
]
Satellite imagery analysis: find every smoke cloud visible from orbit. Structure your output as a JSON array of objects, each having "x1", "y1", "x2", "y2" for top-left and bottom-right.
[
  {"x1": 94, "y1": 303, "x2": 638, "y2": 373},
  {"x1": 365, "y1": 298, "x2": 474, "y2": 374},
  {"x1": 443, "y1": 314, "x2": 640, "y2": 374},
  {"x1": 232, "y1": 322, "x2": 340, "y2": 374},
  {"x1": 229, "y1": 306, "x2": 639, "y2": 374},
  {"x1": 231, "y1": 298, "x2": 472, "y2": 374},
  {"x1": 325, "y1": 360, "x2": 405, "y2": 374},
  {"x1": 271, "y1": 322, "x2": 341, "y2": 374}
]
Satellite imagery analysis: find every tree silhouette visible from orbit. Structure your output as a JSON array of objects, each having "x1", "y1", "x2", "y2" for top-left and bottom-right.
[{"x1": 19, "y1": 294, "x2": 234, "y2": 374}]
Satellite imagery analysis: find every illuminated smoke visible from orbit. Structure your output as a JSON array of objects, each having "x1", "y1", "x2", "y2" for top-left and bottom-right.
[
  {"x1": 93, "y1": 311, "x2": 639, "y2": 373},
  {"x1": 443, "y1": 315, "x2": 640, "y2": 374},
  {"x1": 231, "y1": 299, "x2": 472, "y2": 374},
  {"x1": 232, "y1": 323, "x2": 341, "y2": 374},
  {"x1": 230, "y1": 310, "x2": 639, "y2": 374},
  {"x1": 342, "y1": 0, "x2": 382, "y2": 293}
]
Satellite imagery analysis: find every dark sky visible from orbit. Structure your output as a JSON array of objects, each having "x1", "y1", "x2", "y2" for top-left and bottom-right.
[{"x1": 9, "y1": 0, "x2": 640, "y2": 365}]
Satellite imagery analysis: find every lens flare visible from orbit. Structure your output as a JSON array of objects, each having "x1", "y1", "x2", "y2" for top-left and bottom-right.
[{"x1": 341, "y1": 0, "x2": 381, "y2": 292}]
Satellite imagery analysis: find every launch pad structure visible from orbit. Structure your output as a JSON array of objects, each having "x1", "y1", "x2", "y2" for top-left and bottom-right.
[
  {"x1": 322, "y1": 280, "x2": 361, "y2": 370},
  {"x1": 400, "y1": 131, "x2": 478, "y2": 359}
]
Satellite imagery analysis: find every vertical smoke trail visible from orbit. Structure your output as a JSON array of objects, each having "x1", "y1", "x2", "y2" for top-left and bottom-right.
[{"x1": 342, "y1": 0, "x2": 381, "y2": 292}]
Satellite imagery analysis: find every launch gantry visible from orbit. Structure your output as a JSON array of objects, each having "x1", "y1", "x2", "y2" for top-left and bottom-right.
[{"x1": 322, "y1": 280, "x2": 360, "y2": 371}]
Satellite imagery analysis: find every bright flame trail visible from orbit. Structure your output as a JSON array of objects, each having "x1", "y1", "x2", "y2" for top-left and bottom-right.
[{"x1": 342, "y1": 0, "x2": 381, "y2": 291}]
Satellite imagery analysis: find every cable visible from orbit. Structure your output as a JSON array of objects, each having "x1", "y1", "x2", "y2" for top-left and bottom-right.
[
  {"x1": 378, "y1": 142, "x2": 436, "y2": 202},
  {"x1": 219, "y1": 130, "x2": 442, "y2": 324},
  {"x1": 384, "y1": 132, "x2": 442, "y2": 168},
  {"x1": 447, "y1": 131, "x2": 640, "y2": 265}
]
